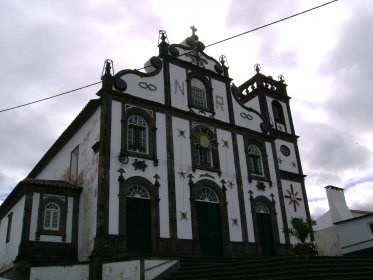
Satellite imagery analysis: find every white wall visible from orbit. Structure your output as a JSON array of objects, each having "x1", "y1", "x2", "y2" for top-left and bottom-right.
[
  {"x1": 173, "y1": 117, "x2": 193, "y2": 240},
  {"x1": 281, "y1": 180, "x2": 308, "y2": 244},
  {"x1": 102, "y1": 260, "x2": 140, "y2": 280},
  {"x1": 30, "y1": 264, "x2": 89, "y2": 280},
  {"x1": 314, "y1": 226, "x2": 342, "y2": 256},
  {"x1": 275, "y1": 140, "x2": 299, "y2": 173},
  {"x1": 216, "y1": 129, "x2": 242, "y2": 242},
  {"x1": 0, "y1": 196, "x2": 25, "y2": 274},
  {"x1": 211, "y1": 79, "x2": 229, "y2": 123},
  {"x1": 115, "y1": 68, "x2": 165, "y2": 105},
  {"x1": 337, "y1": 215, "x2": 373, "y2": 254}
]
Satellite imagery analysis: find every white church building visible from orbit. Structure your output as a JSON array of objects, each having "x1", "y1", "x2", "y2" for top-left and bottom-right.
[{"x1": 0, "y1": 28, "x2": 312, "y2": 280}]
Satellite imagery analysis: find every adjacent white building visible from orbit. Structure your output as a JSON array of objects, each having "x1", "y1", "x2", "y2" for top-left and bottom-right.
[
  {"x1": 315, "y1": 185, "x2": 373, "y2": 256},
  {"x1": 0, "y1": 29, "x2": 311, "y2": 280}
]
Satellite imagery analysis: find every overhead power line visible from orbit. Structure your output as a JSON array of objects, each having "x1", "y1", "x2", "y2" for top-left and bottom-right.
[
  {"x1": 0, "y1": 81, "x2": 101, "y2": 113},
  {"x1": 206, "y1": 0, "x2": 339, "y2": 48},
  {"x1": 0, "y1": 0, "x2": 339, "y2": 113}
]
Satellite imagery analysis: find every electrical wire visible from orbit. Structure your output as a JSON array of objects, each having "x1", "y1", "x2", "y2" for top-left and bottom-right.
[
  {"x1": 0, "y1": 0, "x2": 339, "y2": 113},
  {"x1": 206, "y1": 0, "x2": 339, "y2": 48},
  {"x1": 0, "y1": 81, "x2": 101, "y2": 113}
]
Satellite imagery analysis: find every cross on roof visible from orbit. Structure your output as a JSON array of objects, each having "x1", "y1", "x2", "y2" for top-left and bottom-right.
[{"x1": 190, "y1": 25, "x2": 197, "y2": 36}]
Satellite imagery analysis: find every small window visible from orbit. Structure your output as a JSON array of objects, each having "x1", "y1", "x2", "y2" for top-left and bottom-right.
[
  {"x1": 196, "y1": 187, "x2": 219, "y2": 203},
  {"x1": 127, "y1": 115, "x2": 148, "y2": 153},
  {"x1": 191, "y1": 79, "x2": 207, "y2": 109},
  {"x1": 6, "y1": 212, "x2": 13, "y2": 243},
  {"x1": 370, "y1": 224, "x2": 373, "y2": 235},
  {"x1": 248, "y1": 145, "x2": 264, "y2": 176},
  {"x1": 272, "y1": 100, "x2": 286, "y2": 131},
  {"x1": 192, "y1": 126, "x2": 220, "y2": 172},
  {"x1": 126, "y1": 185, "x2": 150, "y2": 199},
  {"x1": 70, "y1": 146, "x2": 79, "y2": 182},
  {"x1": 43, "y1": 203, "x2": 60, "y2": 231},
  {"x1": 255, "y1": 202, "x2": 270, "y2": 214}
]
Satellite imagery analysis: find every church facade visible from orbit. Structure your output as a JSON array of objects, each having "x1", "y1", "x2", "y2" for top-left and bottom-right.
[{"x1": 0, "y1": 29, "x2": 311, "y2": 280}]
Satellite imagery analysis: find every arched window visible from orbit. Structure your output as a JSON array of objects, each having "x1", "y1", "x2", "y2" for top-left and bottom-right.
[
  {"x1": 43, "y1": 203, "x2": 60, "y2": 230},
  {"x1": 191, "y1": 78, "x2": 207, "y2": 109},
  {"x1": 255, "y1": 202, "x2": 270, "y2": 214},
  {"x1": 191, "y1": 125, "x2": 220, "y2": 172},
  {"x1": 127, "y1": 115, "x2": 148, "y2": 153},
  {"x1": 187, "y1": 72, "x2": 213, "y2": 113},
  {"x1": 272, "y1": 100, "x2": 286, "y2": 132},
  {"x1": 196, "y1": 187, "x2": 219, "y2": 203},
  {"x1": 248, "y1": 145, "x2": 264, "y2": 176},
  {"x1": 126, "y1": 185, "x2": 150, "y2": 199}
]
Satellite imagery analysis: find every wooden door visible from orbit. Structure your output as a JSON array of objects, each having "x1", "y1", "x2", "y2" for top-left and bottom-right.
[
  {"x1": 196, "y1": 201, "x2": 223, "y2": 256},
  {"x1": 126, "y1": 197, "x2": 151, "y2": 253}
]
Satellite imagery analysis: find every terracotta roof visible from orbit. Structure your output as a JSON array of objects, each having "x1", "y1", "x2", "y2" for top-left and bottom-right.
[{"x1": 21, "y1": 178, "x2": 82, "y2": 190}]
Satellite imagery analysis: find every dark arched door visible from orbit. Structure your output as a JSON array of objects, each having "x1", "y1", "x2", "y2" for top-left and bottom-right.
[
  {"x1": 126, "y1": 185, "x2": 151, "y2": 253},
  {"x1": 255, "y1": 202, "x2": 274, "y2": 256},
  {"x1": 196, "y1": 187, "x2": 223, "y2": 256}
]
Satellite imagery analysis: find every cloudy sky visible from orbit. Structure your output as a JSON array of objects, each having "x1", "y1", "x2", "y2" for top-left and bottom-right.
[{"x1": 1, "y1": 0, "x2": 372, "y2": 218}]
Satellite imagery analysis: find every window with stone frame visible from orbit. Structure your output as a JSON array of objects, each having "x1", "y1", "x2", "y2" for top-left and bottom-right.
[
  {"x1": 272, "y1": 100, "x2": 286, "y2": 132},
  {"x1": 121, "y1": 106, "x2": 157, "y2": 163},
  {"x1": 187, "y1": 72, "x2": 214, "y2": 113},
  {"x1": 248, "y1": 145, "x2": 264, "y2": 176},
  {"x1": 191, "y1": 125, "x2": 220, "y2": 173},
  {"x1": 43, "y1": 202, "x2": 60, "y2": 231},
  {"x1": 36, "y1": 195, "x2": 67, "y2": 240},
  {"x1": 191, "y1": 78, "x2": 207, "y2": 109},
  {"x1": 6, "y1": 212, "x2": 13, "y2": 243},
  {"x1": 245, "y1": 139, "x2": 271, "y2": 183},
  {"x1": 70, "y1": 146, "x2": 79, "y2": 183},
  {"x1": 127, "y1": 115, "x2": 148, "y2": 154}
]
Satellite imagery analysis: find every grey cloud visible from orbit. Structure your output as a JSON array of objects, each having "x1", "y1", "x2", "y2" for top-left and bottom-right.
[
  {"x1": 319, "y1": 4, "x2": 373, "y2": 131},
  {"x1": 226, "y1": 0, "x2": 299, "y2": 69},
  {"x1": 301, "y1": 122, "x2": 371, "y2": 172}
]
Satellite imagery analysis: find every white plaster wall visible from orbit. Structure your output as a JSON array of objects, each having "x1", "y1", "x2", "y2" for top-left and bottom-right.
[
  {"x1": 144, "y1": 260, "x2": 177, "y2": 280},
  {"x1": 243, "y1": 96, "x2": 261, "y2": 112},
  {"x1": 117, "y1": 70, "x2": 165, "y2": 105},
  {"x1": 275, "y1": 140, "x2": 299, "y2": 173},
  {"x1": 108, "y1": 100, "x2": 122, "y2": 235},
  {"x1": 314, "y1": 226, "x2": 342, "y2": 256},
  {"x1": 265, "y1": 142, "x2": 285, "y2": 244},
  {"x1": 102, "y1": 260, "x2": 140, "y2": 280},
  {"x1": 39, "y1": 235, "x2": 62, "y2": 242},
  {"x1": 173, "y1": 117, "x2": 193, "y2": 239},
  {"x1": 232, "y1": 97, "x2": 263, "y2": 133},
  {"x1": 281, "y1": 180, "x2": 308, "y2": 244},
  {"x1": 266, "y1": 97, "x2": 292, "y2": 134},
  {"x1": 211, "y1": 79, "x2": 229, "y2": 123},
  {"x1": 0, "y1": 196, "x2": 25, "y2": 274},
  {"x1": 29, "y1": 193, "x2": 40, "y2": 240},
  {"x1": 66, "y1": 196, "x2": 74, "y2": 243},
  {"x1": 236, "y1": 134, "x2": 255, "y2": 242},
  {"x1": 155, "y1": 113, "x2": 170, "y2": 238},
  {"x1": 337, "y1": 215, "x2": 373, "y2": 254},
  {"x1": 217, "y1": 129, "x2": 242, "y2": 242},
  {"x1": 109, "y1": 101, "x2": 169, "y2": 238},
  {"x1": 30, "y1": 264, "x2": 89, "y2": 280},
  {"x1": 170, "y1": 64, "x2": 188, "y2": 111}
]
